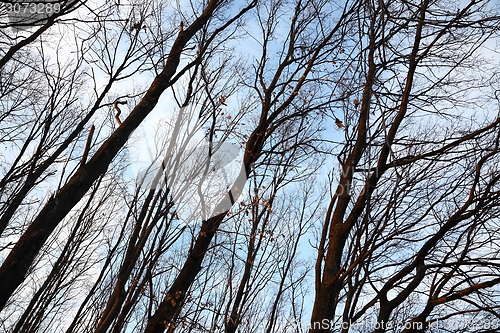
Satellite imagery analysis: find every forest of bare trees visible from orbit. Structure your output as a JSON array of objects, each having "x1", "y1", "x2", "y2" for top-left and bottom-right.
[{"x1": 1, "y1": 0, "x2": 500, "y2": 332}]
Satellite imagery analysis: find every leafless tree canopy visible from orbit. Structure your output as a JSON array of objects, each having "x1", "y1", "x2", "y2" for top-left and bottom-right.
[{"x1": 0, "y1": 0, "x2": 500, "y2": 332}]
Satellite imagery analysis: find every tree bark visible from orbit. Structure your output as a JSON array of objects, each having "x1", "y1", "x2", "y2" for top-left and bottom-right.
[{"x1": 0, "y1": 0, "x2": 221, "y2": 310}]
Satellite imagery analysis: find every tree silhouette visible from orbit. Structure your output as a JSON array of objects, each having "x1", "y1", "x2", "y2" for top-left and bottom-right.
[{"x1": 0, "y1": 0, "x2": 499, "y2": 333}]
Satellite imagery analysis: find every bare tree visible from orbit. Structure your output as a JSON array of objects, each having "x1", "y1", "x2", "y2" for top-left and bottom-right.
[
  {"x1": 1, "y1": 0, "x2": 500, "y2": 333},
  {"x1": 310, "y1": 0, "x2": 500, "y2": 332},
  {"x1": 0, "y1": 0, "x2": 257, "y2": 311}
]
